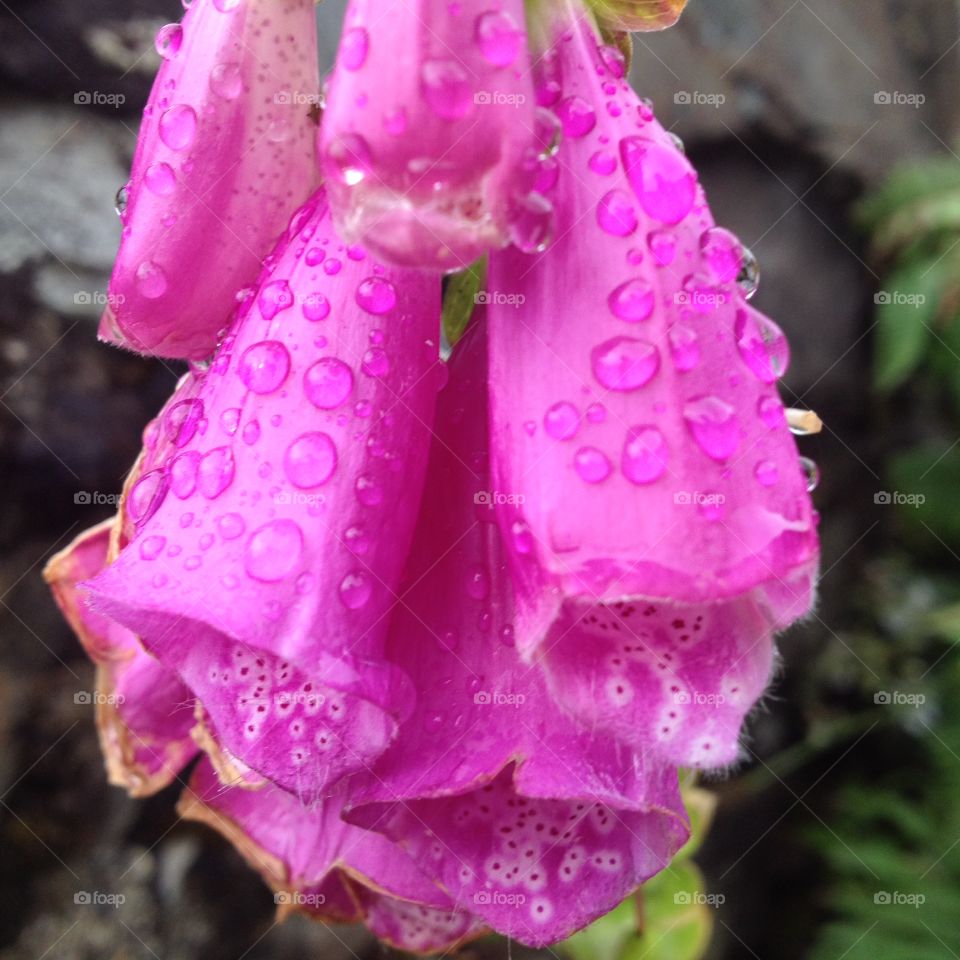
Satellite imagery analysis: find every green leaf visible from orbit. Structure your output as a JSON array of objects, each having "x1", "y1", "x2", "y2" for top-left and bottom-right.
[
  {"x1": 872, "y1": 256, "x2": 951, "y2": 392},
  {"x1": 857, "y1": 158, "x2": 960, "y2": 235},
  {"x1": 887, "y1": 443, "x2": 960, "y2": 553},
  {"x1": 564, "y1": 898, "x2": 639, "y2": 960},
  {"x1": 441, "y1": 258, "x2": 486, "y2": 348}
]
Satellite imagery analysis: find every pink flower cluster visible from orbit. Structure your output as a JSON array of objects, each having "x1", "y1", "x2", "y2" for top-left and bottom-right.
[{"x1": 47, "y1": 0, "x2": 819, "y2": 950}]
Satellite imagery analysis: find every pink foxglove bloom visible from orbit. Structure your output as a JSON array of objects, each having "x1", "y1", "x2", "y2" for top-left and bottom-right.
[
  {"x1": 347, "y1": 319, "x2": 689, "y2": 946},
  {"x1": 86, "y1": 189, "x2": 443, "y2": 801},
  {"x1": 45, "y1": 520, "x2": 196, "y2": 795},
  {"x1": 319, "y1": 0, "x2": 544, "y2": 271},
  {"x1": 485, "y1": 3, "x2": 820, "y2": 771},
  {"x1": 102, "y1": 0, "x2": 320, "y2": 359},
  {"x1": 179, "y1": 760, "x2": 485, "y2": 953}
]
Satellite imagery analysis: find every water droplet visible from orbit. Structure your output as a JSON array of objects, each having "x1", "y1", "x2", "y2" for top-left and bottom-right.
[
  {"x1": 135, "y1": 260, "x2": 168, "y2": 299},
  {"x1": 591, "y1": 336, "x2": 660, "y2": 391},
  {"x1": 667, "y1": 324, "x2": 700, "y2": 372},
  {"x1": 735, "y1": 309, "x2": 789, "y2": 383},
  {"x1": 155, "y1": 23, "x2": 183, "y2": 59},
  {"x1": 511, "y1": 519, "x2": 534, "y2": 554},
  {"x1": 114, "y1": 183, "x2": 129, "y2": 216},
  {"x1": 737, "y1": 246, "x2": 760, "y2": 299},
  {"x1": 700, "y1": 227, "x2": 743, "y2": 283},
  {"x1": 356, "y1": 474, "x2": 383, "y2": 506},
  {"x1": 344, "y1": 525, "x2": 370, "y2": 555},
  {"x1": 465, "y1": 564, "x2": 490, "y2": 600},
  {"x1": 647, "y1": 229, "x2": 677, "y2": 266},
  {"x1": 245, "y1": 520, "x2": 303, "y2": 582},
  {"x1": 258, "y1": 280, "x2": 293, "y2": 321},
  {"x1": 302, "y1": 292, "x2": 330, "y2": 322},
  {"x1": 589, "y1": 150, "x2": 617, "y2": 175},
  {"x1": 340, "y1": 26, "x2": 369, "y2": 71},
  {"x1": 575, "y1": 447, "x2": 612, "y2": 483},
  {"x1": 384, "y1": 107, "x2": 408, "y2": 136},
  {"x1": 599, "y1": 44, "x2": 626, "y2": 78},
  {"x1": 508, "y1": 193, "x2": 554, "y2": 253},
  {"x1": 475, "y1": 10, "x2": 523, "y2": 67},
  {"x1": 210, "y1": 62, "x2": 242, "y2": 99},
  {"x1": 326, "y1": 133, "x2": 372, "y2": 186},
  {"x1": 356, "y1": 276, "x2": 397, "y2": 314},
  {"x1": 622, "y1": 426, "x2": 669, "y2": 485},
  {"x1": 597, "y1": 190, "x2": 638, "y2": 237},
  {"x1": 199, "y1": 446, "x2": 235, "y2": 498},
  {"x1": 144, "y1": 161, "x2": 176, "y2": 196},
  {"x1": 620, "y1": 137, "x2": 697, "y2": 224},
  {"x1": 420, "y1": 59, "x2": 472, "y2": 120},
  {"x1": 242, "y1": 419, "x2": 261, "y2": 444},
  {"x1": 159, "y1": 104, "x2": 197, "y2": 151},
  {"x1": 237, "y1": 341, "x2": 290, "y2": 394},
  {"x1": 169, "y1": 451, "x2": 200, "y2": 498},
  {"x1": 608, "y1": 279, "x2": 654, "y2": 322},
  {"x1": 556, "y1": 96, "x2": 596, "y2": 138},
  {"x1": 129, "y1": 469, "x2": 168, "y2": 525},
  {"x1": 303, "y1": 357, "x2": 354, "y2": 410},
  {"x1": 799, "y1": 456, "x2": 820, "y2": 492},
  {"x1": 755, "y1": 460, "x2": 780, "y2": 486},
  {"x1": 757, "y1": 396, "x2": 785, "y2": 429},
  {"x1": 587, "y1": 402, "x2": 607, "y2": 423},
  {"x1": 683, "y1": 395, "x2": 739, "y2": 461},
  {"x1": 165, "y1": 398, "x2": 204, "y2": 446},
  {"x1": 218, "y1": 512, "x2": 245, "y2": 540},
  {"x1": 284, "y1": 432, "x2": 337, "y2": 488},
  {"x1": 361, "y1": 346, "x2": 390, "y2": 377},
  {"x1": 140, "y1": 535, "x2": 166, "y2": 561},
  {"x1": 339, "y1": 570, "x2": 372, "y2": 609},
  {"x1": 544, "y1": 401, "x2": 580, "y2": 440}
]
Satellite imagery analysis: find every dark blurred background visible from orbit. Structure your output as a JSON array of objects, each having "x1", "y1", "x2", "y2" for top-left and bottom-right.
[{"x1": 1, "y1": 1, "x2": 959, "y2": 958}]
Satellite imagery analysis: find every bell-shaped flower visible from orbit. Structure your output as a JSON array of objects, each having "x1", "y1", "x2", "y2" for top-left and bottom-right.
[
  {"x1": 345, "y1": 318, "x2": 689, "y2": 946},
  {"x1": 103, "y1": 0, "x2": 320, "y2": 359},
  {"x1": 85, "y1": 188, "x2": 444, "y2": 801},
  {"x1": 319, "y1": 0, "x2": 543, "y2": 271},
  {"x1": 179, "y1": 759, "x2": 485, "y2": 953},
  {"x1": 44, "y1": 518, "x2": 196, "y2": 796},
  {"x1": 484, "y1": 2, "x2": 820, "y2": 771}
]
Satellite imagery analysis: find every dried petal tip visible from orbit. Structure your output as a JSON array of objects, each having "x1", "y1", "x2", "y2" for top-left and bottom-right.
[{"x1": 587, "y1": 0, "x2": 689, "y2": 31}]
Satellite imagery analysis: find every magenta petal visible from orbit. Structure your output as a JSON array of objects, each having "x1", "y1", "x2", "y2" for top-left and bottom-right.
[
  {"x1": 483, "y1": 10, "x2": 819, "y2": 767},
  {"x1": 179, "y1": 760, "x2": 485, "y2": 953},
  {"x1": 44, "y1": 522, "x2": 196, "y2": 795},
  {"x1": 320, "y1": 0, "x2": 539, "y2": 270},
  {"x1": 85, "y1": 190, "x2": 442, "y2": 800},
  {"x1": 346, "y1": 319, "x2": 689, "y2": 946},
  {"x1": 102, "y1": 0, "x2": 320, "y2": 358}
]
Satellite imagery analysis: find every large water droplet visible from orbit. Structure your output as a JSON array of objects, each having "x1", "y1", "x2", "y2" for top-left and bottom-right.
[
  {"x1": 574, "y1": 447, "x2": 612, "y2": 483},
  {"x1": 647, "y1": 229, "x2": 677, "y2": 266},
  {"x1": 420, "y1": 59, "x2": 472, "y2": 120},
  {"x1": 339, "y1": 570, "x2": 372, "y2": 609},
  {"x1": 589, "y1": 150, "x2": 617, "y2": 175},
  {"x1": 361, "y1": 346, "x2": 390, "y2": 377},
  {"x1": 700, "y1": 227, "x2": 743, "y2": 284},
  {"x1": 608, "y1": 279, "x2": 654, "y2": 322},
  {"x1": 597, "y1": 190, "x2": 638, "y2": 237},
  {"x1": 209, "y1": 62, "x2": 242, "y2": 100},
  {"x1": 128, "y1": 469, "x2": 168, "y2": 524},
  {"x1": 302, "y1": 292, "x2": 330, "y2": 322},
  {"x1": 622, "y1": 426, "x2": 668, "y2": 485},
  {"x1": 757, "y1": 395, "x2": 785, "y2": 429},
  {"x1": 620, "y1": 137, "x2": 697, "y2": 224},
  {"x1": 356, "y1": 276, "x2": 397, "y2": 315},
  {"x1": 303, "y1": 357, "x2": 353, "y2": 410},
  {"x1": 170, "y1": 451, "x2": 200, "y2": 498},
  {"x1": 556, "y1": 96, "x2": 596, "y2": 138},
  {"x1": 591, "y1": 336, "x2": 660, "y2": 391},
  {"x1": 543, "y1": 401, "x2": 580, "y2": 440},
  {"x1": 668, "y1": 324, "x2": 700, "y2": 371},
  {"x1": 284, "y1": 432, "x2": 337, "y2": 488},
  {"x1": 475, "y1": 10, "x2": 522, "y2": 67},
  {"x1": 114, "y1": 183, "x2": 129, "y2": 217},
  {"x1": 508, "y1": 193, "x2": 554, "y2": 253},
  {"x1": 218, "y1": 512, "x2": 246, "y2": 540},
  {"x1": 754, "y1": 459, "x2": 780, "y2": 486},
  {"x1": 511, "y1": 519, "x2": 534, "y2": 554},
  {"x1": 326, "y1": 134, "x2": 372, "y2": 186},
  {"x1": 155, "y1": 23, "x2": 183, "y2": 59},
  {"x1": 159, "y1": 104, "x2": 197, "y2": 151},
  {"x1": 237, "y1": 341, "x2": 291, "y2": 394},
  {"x1": 799, "y1": 456, "x2": 820, "y2": 492},
  {"x1": 165, "y1": 398, "x2": 204, "y2": 446},
  {"x1": 340, "y1": 26, "x2": 369, "y2": 71},
  {"x1": 245, "y1": 520, "x2": 303, "y2": 582},
  {"x1": 135, "y1": 260, "x2": 168, "y2": 299},
  {"x1": 737, "y1": 246, "x2": 760, "y2": 299},
  {"x1": 199, "y1": 446, "x2": 235, "y2": 499},
  {"x1": 683, "y1": 395, "x2": 739, "y2": 461},
  {"x1": 144, "y1": 161, "x2": 176, "y2": 196},
  {"x1": 734, "y1": 309, "x2": 790, "y2": 383},
  {"x1": 356, "y1": 474, "x2": 383, "y2": 506}
]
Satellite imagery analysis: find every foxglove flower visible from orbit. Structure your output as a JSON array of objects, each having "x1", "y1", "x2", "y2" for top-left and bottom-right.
[
  {"x1": 85, "y1": 189, "x2": 443, "y2": 800},
  {"x1": 45, "y1": 520, "x2": 196, "y2": 795},
  {"x1": 346, "y1": 319, "x2": 689, "y2": 946},
  {"x1": 179, "y1": 760, "x2": 485, "y2": 953},
  {"x1": 319, "y1": 0, "x2": 543, "y2": 270},
  {"x1": 103, "y1": 0, "x2": 320, "y2": 359},
  {"x1": 485, "y1": 2, "x2": 820, "y2": 770}
]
